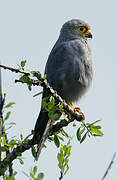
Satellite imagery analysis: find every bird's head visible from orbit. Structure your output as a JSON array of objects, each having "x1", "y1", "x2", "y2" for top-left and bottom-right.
[{"x1": 60, "y1": 19, "x2": 92, "y2": 40}]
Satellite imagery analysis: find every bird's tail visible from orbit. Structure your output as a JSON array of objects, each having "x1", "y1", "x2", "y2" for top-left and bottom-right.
[
  {"x1": 32, "y1": 88, "x2": 50, "y2": 143},
  {"x1": 33, "y1": 108, "x2": 49, "y2": 142}
]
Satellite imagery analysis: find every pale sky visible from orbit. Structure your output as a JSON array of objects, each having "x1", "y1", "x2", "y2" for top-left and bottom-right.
[{"x1": 0, "y1": 0, "x2": 118, "y2": 179}]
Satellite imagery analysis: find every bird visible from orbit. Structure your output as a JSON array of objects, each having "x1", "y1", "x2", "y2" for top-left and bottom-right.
[{"x1": 33, "y1": 19, "x2": 93, "y2": 144}]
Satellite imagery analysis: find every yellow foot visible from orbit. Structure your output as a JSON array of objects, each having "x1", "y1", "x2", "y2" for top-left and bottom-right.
[
  {"x1": 68, "y1": 101, "x2": 85, "y2": 119},
  {"x1": 67, "y1": 102, "x2": 74, "y2": 119},
  {"x1": 74, "y1": 107, "x2": 85, "y2": 119},
  {"x1": 68, "y1": 101, "x2": 75, "y2": 109}
]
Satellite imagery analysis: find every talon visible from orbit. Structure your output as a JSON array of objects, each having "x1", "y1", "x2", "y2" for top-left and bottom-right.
[
  {"x1": 68, "y1": 101, "x2": 75, "y2": 109},
  {"x1": 74, "y1": 107, "x2": 81, "y2": 113},
  {"x1": 74, "y1": 107, "x2": 85, "y2": 120},
  {"x1": 68, "y1": 101, "x2": 85, "y2": 120}
]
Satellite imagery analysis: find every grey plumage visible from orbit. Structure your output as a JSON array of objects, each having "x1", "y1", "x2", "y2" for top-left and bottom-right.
[{"x1": 33, "y1": 19, "x2": 93, "y2": 142}]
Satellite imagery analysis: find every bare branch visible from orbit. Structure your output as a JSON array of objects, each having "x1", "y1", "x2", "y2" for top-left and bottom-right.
[
  {"x1": 101, "y1": 152, "x2": 116, "y2": 180},
  {"x1": 59, "y1": 171, "x2": 63, "y2": 180},
  {"x1": 0, "y1": 64, "x2": 29, "y2": 75}
]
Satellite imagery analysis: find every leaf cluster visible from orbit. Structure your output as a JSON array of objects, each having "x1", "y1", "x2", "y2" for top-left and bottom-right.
[
  {"x1": 0, "y1": 102, "x2": 16, "y2": 153},
  {"x1": 23, "y1": 166, "x2": 44, "y2": 180},
  {"x1": 57, "y1": 141, "x2": 72, "y2": 177},
  {"x1": 42, "y1": 96, "x2": 63, "y2": 122},
  {"x1": 2, "y1": 171, "x2": 17, "y2": 180},
  {"x1": 77, "y1": 120, "x2": 104, "y2": 143}
]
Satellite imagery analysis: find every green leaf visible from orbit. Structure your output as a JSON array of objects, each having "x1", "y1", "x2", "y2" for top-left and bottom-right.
[
  {"x1": 90, "y1": 128, "x2": 104, "y2": 136},
  {"x1": 17, "y1": 157, "x2": 24, "y2": 164},
  {"x1": 57, "y1": 141, "x2": 71, "y2": 178},
  {"x1": 9, "y1": 139, "x2": 16, "y2": 149},
  {"x1": 76, "y1": 127, "x2": 81, "y2": 141},
  {"x1": 60, "y1": 129, "x2": 70, "y2": 139},
  {"x1": 57, "y1": 153, "x2": 63, "y2": 165},
  {"x1": 64, "y1": 158, "x2": 69, "y2": 167},
  {"x1": 93, "y1": 134, "x2": 102, "y2": 137},
  {"x1": 30, "y1": 172, "x2": 35, "y2": 178},
  {"x1": 63, "y1": 145, "x2": 67, "y2": 152},
  {"x1": 50, "y1": 113, "x2": 61, "y2": 121},
  {"x1": 80, "y1": 133, "x2": 87, "y2": 144},
  {"x1": 3, "y1": 134, "x2": 10, "y2": 147},
  {"x1": 43, "y1": 74, "x2": 47, "y2": 79},
  {"x1": 58, "y1": 136, "x2": 64, "y2": 142},
  {"x1": 16, "y1": 152, "x2": 22, "y2": 156},
  {"x1": 59, "y1": 104, "x2": 63, "y2": 109},
  {"x1": 13, "y1": 171, "x2": 17, "y2": 176},
  {"x1": 42, "y1": 97, "x2": 49, "y2": 109},
  {"x1": 3, "y1": 135, "x2": 7, "y2": 145},
  {"x1": 66, "y1": 146, "x2": 71, "y2": 155},
  {"x1": 8, "y1": 122, "x2": 16, "y2": 126},
  {"x1": 48, "y1": 136, "x2": 54, "y2": 141},
  {"x1": 92, "y1": 120, "x2": 101, "y2": 125},
  {"x1": 23, "y1": 171, "x2": 32, "y2": 180},
  {"x1": 54, "y1": 135, "x2": 60, "y2": 148},
  {"x1": 5, "y1": 102, "x2": 15, "y2": 108},
  {"x1": 21, "y1": 60, "x2": 27, "y2": 67},
  {"x1": 48, "y1": 106, "x2": 56, "y2": 115},
  {"x1": 37, "y1": 172, "x2": 44, "y2": 179},
  {"x1": 48, "y1": 104, "x2": 55, "y2": 112},
  {"x1": 0, "y1": 117, "x2": 2, "y2": 122},
  {"x1": 80, "y1": 127, "x2": 85, "y2": 134},
  {"x1": 0, "y1": 146, "x2": 8, "y2": 151},
  {"x1": 33, "y1": 166, "x2": 37, "y2": 175},
  {"x1": 93, "y1": 125, "x2": 102, "y2": 129},
  {"x1": 4, "y1": 112, "x2": 11, "y2": 120},
  {"x1": 19, "y1": 75, "x2": 28, "y2": 82},
  {"x1": 49, "y1": 96, "x2": 55, "y2": 104},
  {"x1": 19, "y1": 75, "x2": 33, "y2": 91},
  {"x1": 20, "y1": 134, "x2": 23, "y2": 140},
  {"x1": 27, "y1": 82, "x2": 32, "y2": 90},
  {"x1": 64, "y1": 164, "x2": 69, "y2": 175},
  {"x1": 31, "y1": 146, "x2": 37, "y2": 159}
]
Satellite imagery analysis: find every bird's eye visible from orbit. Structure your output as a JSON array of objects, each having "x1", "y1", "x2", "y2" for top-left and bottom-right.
[{"x1": 78, "y1": 26, "x2": 87, "y2": 33}]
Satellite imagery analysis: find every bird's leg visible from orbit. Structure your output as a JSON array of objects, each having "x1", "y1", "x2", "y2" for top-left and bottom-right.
[
  {"x1": 68, "y1": 101, "x2": 85, "y2": 120},
  {"x1": 68, "y1": 101, "x2": 75, "y2": 109}
]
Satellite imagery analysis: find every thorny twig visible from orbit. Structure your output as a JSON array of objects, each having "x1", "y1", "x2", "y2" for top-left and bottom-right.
[{"x1": 101, "y1": 153, "x2": 116, "y2": 180}]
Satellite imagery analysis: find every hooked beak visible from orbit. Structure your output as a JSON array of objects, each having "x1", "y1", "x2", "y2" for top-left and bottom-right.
[{"x1": 85, "y1": 30, "x2": 93, "y2": 39}]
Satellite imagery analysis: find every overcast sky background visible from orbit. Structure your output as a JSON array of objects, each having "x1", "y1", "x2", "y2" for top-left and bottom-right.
[{"x1": 0, "y1": 0, "x2": 118, "y2": 179}]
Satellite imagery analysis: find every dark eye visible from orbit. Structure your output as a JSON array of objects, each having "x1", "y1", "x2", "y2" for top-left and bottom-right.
[
  {"x1": 78, "y1": 26, "x2": 87, "y2": 33},
  {"x1": 80, "y1": 27, "x2": 84, "y2": 31}
]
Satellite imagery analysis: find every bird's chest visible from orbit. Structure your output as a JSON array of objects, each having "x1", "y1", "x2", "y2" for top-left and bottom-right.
[{"x1": 69, "y1": 44, "x2": 93, "y2": 87}]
